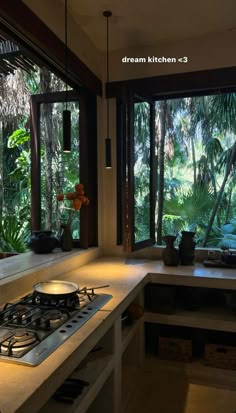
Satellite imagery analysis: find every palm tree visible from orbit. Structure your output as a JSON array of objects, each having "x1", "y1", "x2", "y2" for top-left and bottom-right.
[{"x1": 202, "y1": 93, "x2": 236, "y2": 246}]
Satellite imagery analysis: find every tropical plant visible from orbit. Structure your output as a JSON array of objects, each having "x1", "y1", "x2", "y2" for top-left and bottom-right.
[{"x1": 0, "y1": 215, "x2": 29, "y2": 252}]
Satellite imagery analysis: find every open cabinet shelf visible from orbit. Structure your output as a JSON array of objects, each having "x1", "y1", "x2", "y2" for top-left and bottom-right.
[
  {"x1": 122, "y1": 317, "x2": 143, "y2": 354},
  {"x1": 39, "y1": 351, "x2": 114, "y2": 413},
  {"x1": 144, "y1": 306, "x2": 236, "y2": 333}
]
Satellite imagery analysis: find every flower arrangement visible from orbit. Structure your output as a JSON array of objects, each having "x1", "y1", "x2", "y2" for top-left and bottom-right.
[{"x1": 56, "y1": 183, "x2": 89, "y2": 226}]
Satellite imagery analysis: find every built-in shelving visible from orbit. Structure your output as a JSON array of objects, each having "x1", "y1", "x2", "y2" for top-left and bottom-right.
[
  {"x1": 39, "y1": 294, "x2": 145, "y2": 413},
  {"x1": 39, "y1": 279, "x2": 236, "y2": 413},
  {"x1": 122, "y1": 318, "x2": 143, "y2": 354},
  {"x1": 39, "y1": 351, "x2": 114, "y2": 413},
  {"x1": 144, "y1": 306, "x2": 236, "y2": 333},
  {"x1": 144, "y1": 282, "x2": 236, "y2": 395}
]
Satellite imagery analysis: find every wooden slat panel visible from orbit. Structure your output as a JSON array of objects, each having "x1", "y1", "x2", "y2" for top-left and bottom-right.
[{"x1": 0, "y1": 2, "x2": 102, "y2": 94}]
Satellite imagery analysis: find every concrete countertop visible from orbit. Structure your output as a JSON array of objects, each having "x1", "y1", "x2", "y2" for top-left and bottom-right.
[{"x1": 1, "y1": 256, "x2": 236, "y2": 413}]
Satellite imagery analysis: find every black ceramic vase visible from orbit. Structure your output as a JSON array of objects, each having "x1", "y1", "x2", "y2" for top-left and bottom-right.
[
  {"x1": 162, "y1": 235, "x2": 179, "y2": 266},
  {"x1": 60, "y1": 224, "x2": 73, "y2": 251},
  {"x1": 28, "y1": 230, "x2": 58, "y2": 254},
  {"x1": 179, "y1": 231, "x2": 196, "y2": 265}
]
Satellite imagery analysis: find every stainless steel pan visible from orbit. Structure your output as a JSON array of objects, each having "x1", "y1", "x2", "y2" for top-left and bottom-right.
[
  {"x1": 33, "y1": 280, "x2": 78, "y2": 297},
  {"x1": 33, "y1": 280, "x2": 109, "y2": 298}
]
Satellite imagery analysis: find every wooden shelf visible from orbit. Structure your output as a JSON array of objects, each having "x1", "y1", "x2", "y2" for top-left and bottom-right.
[
  {"x1": 144, "y1": 306, "x2": 236, "y2": 332},
  {"x1": 39, "y1": 352, "x2": 114, "y2": 413},
  {"x1": 122, "y1": 318, "x2": 143, "y2": 354}
]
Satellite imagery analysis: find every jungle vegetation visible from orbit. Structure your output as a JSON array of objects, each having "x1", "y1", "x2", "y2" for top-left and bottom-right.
[
  {"x1": 0, "y1": 65, "x2": 236, "y2": 252},
  {"x1": 134, "y1": 93, "x2": 236, "y2": 248},
  {"x1": 0, "y1": 66, "x2": 80, "y2": 252}
]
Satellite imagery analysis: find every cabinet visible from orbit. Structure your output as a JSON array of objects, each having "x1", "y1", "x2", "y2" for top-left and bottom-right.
[
  {"x1": 37, "y1": 276, "x2": 236, "y2": 413},
  {"x1": 39, "y1": 291, "x2": 144, "y2": 413},
  {"x1": 144, "y1": 282, "x2": 236, "y2": 389}
]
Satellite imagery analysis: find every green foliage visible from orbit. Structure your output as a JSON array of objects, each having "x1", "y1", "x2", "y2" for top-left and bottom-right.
[
  {"x1": 161, "y1": 184, "x2": 216, "y2": 246},
  {"x1": 134, "y1": 92, "x2": 236, "y2": 247},
  {"x1": 164, "y1": 184, "x2": 215, "y2": 224},
  {"x1": 215, "y1": 219, "x2": 236, "y2": 249},
  {"x1": 211, "y1": 94, "x2": 236, "y2": 134},
  {"x1": 0, "y1": 215, "x2": 29, "y2": 253},
  {"x1": 218, "y1": 234, "x2": 236, "y2": 249},
  {"x1": 1, "y1": 126, "x2": 31, "y2": 252},
  {"x1": 162, "y1": 214, "x2": 186, "y2": 236},
  {"x1": 8, "y1": 128, "x2": 30, "y2": 148},
  {"x1": 7, "y1": 128, "x2": 31, "y2": 182}
]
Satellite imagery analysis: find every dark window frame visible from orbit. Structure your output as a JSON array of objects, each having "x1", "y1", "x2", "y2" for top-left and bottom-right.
[
  {"x1": 0, "y1": 2, "x2": 102, "y2": 95},
  {"x1": 30, "y1": 89, "x2": 97, "y2": 249},
  {"x1": 115, "y1": 67, "x2": 236, "y2": 251},
  {"x1": 0, "y1": 4, "x2": 99, "y2": 249}
]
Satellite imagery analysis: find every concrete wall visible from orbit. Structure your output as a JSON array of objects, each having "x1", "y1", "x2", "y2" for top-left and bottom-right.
[
  {"x1": 23, "y1": 0, "x2": 102, "y2": 78},
  {"x1": 109, "y1": 28, "x2": 236, "y2": 81}
]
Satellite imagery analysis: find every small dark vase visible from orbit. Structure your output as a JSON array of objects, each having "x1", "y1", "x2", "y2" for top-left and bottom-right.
[
  {"x1": 179, "y1": 231, "x2": 196, "y2": 265},
  {"x1": 60, "y1": 224, "x2": 73, "y2": 251},
  {"x1": 28, "y1": 230, "x2": 58, "y2": 254},
  {"x1": 162, "y1": 235, "x2": 179, "y2": 266}
]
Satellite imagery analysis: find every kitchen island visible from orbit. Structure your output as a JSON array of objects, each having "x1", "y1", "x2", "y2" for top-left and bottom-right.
[{"x1": 1, "y1": 255, "x2": 236, "y2": 413}]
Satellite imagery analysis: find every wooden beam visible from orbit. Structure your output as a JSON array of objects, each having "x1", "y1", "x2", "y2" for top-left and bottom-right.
[
  {"x1": 0, "y1": 1, "x2": 102, "y2": 95},
  {"x1": 106, "y1": 66, "x2": 236, "y2": 99}
]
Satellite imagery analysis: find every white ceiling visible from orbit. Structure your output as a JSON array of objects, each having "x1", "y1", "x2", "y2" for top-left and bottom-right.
[{"x1": 66, "y1": 0, "x2": 236, "y2": 51}]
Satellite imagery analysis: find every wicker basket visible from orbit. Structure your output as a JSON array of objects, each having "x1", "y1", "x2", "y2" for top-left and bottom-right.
[
  {"x1": 158, "y1": 336, "x2": 192, "y2": 362},
  {"x1": 204, "y1": 343, "x2": 236, "y2": 370}
]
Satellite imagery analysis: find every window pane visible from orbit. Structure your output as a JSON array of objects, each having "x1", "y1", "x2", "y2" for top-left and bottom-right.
[
  {"x1": 40, "y1": 101, "x2": 80, "y2": 238},
  {"x1": 134, "y1": 101, "x2": 151, "y2": 243},
  {"x1": 155, "y1": 93, "x2": 236, "y2": 248}
]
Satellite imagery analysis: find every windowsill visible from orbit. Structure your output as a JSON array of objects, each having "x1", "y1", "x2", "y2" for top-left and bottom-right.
[
  {"x1": 0, "y1": 249, "x2": 74, "y2": 282},
  {"x1": 0, "y1": 247, "x2": 102, "y2": 304},
  {"x1": 103, "y1": 244, "x2": 222, "y2": 262}
]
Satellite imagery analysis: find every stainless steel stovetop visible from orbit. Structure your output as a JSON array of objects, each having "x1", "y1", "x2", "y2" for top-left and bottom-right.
[{"x1": 0, "y1": 289, "x2": 112, "y2": 366}]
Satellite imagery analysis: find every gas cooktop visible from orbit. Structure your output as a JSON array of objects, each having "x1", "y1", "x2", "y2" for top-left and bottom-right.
[{"x1": 0, "y1": 287, "x2": 112, "y2": 366}]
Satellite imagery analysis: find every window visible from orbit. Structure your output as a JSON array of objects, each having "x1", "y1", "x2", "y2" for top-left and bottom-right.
[
  {"x1": 0, "y1": 3, "x2": 100, "y2": 252},
  {"x1": 31, "y1": 89, "x2": 98, "y2": 249},
  {"x1": 116, "y1": 69, "x2": 236, "y2": 252},
  {"x1": 30, "y1": 91, "x2": 81, "y2": 237}
]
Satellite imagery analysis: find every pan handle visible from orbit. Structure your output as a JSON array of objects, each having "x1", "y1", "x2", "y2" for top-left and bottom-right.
[{"x1": 78, "y1": 285, "x2": 110, "y2": 294}]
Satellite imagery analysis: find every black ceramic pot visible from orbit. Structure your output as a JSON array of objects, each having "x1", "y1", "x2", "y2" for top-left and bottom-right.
[
  {"x1": 162, "y1": 235, "x2": 179, "y2": 266},
  {"x1": 28, "y1": 230, "x2": 58, "y2": 254},
  {"x1": 179, "y1": 231, "x2": 196, "y2": 265}
]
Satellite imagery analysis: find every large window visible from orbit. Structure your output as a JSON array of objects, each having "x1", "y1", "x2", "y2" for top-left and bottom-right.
[
  {"x1": 0, "y1": 24, "x2": 98, "y2": 252},
  {"x1": 30, "y1": 91, "x2": 81, "y2": 237},
  {"x1": 31, "y1": 88, "x2": 98, "y2": 249},
  {"x1": 116, "y1": 69, "x2": 236, "y2": 251}
]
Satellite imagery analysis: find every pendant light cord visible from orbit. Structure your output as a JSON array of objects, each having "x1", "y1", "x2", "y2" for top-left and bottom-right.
[
  {"x1": 65, "y1": 0, "x2": 68, "y2": 110},
  {"x1": 103, "y1": 11, "x2": 112, "y2": 168},
  {"x1": 106, "y1": 13, "x2": 109, "y2": 139}
]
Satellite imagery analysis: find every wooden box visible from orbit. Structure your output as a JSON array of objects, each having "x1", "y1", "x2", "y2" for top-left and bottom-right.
[
  {"x1": 158, "y1": 336, "x2": 192, "y2": 362},
  {"x1": 204, "y1": 343, "x2": 236, "y2": 370}
]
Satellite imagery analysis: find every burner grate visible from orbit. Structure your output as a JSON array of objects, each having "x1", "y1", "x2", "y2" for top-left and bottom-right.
[{"x1": 0, "y1": 292, "x2": 112, "y2": 365}]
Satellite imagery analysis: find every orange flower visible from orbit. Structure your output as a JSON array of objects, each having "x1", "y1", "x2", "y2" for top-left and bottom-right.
[
  {"x1": 73, "y1": 198, "x2": 82, "y2": 210},
  {"x1": 56, "y1": 194, "x2": 64, "y2": 201},
  {"x1": 78, "y1": 195, "x2": 87, "y2": 204},
  {"x1": 56, "y1": 183, "x2": 89, "y2": 222},
  {"x1": 75, "y1": 183, "x2": 84, "y2": 192},
  {"x1": 66, "y1": 192, "x2": 77, "y2": 200}
]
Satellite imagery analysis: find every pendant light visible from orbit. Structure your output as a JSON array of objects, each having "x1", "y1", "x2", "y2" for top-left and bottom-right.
[
  {"x1": 103, "y1": 11, "x2": 112, "y2": 169},
  {"x1": 63, "y1": 0, "x2": 71, "y2": 153}
]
